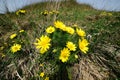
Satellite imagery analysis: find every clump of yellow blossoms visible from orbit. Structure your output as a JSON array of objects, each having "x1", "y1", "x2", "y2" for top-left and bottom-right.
[
  {"x1": 11, "y1": 44, "x2": 21, "y2": 53},
  {"x1": 41, "y1": 10, "x2": 59, "y2": 16},
  {"x1": 34, "y1": 21, "x2": 89, "y2": 63},
  {"x1": 100, "y1": 11, "x2": 112, "y2": 16},
  {"x1": 16, "y1": 9, "x2": 26, "y2": 15}
]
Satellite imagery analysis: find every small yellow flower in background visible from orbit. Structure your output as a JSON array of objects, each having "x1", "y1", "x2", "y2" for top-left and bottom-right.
[
  {"x1": 79, "y1": 39, "x2": 89, "y2": 54},
  {"x1": 46, "y1": 26, "x2": 55, "y2": 34},
  {"x1": 66, "y1": 27, "x2": 75, "y2": 35},
  {"x1": 16, "y1": 9, "x2": 26, "y2": 15},
  {"x1": 10, "y1": 33, "x2": 17, "y2": 39},
  {"x1": 76, "y1": 28, "x2": 86, "y2": 37},
  {"x1": 19, "y1": 30, "x2": 24, "y2": 33},
  {"x1": 75, "y1": 55, "x2": 78, "y2": 59},
  {"x1": 59, "y1": 48, "x2": 70, "y2": 63},
  {"x1": 45, "y1": 77, "x2": 49, "y2": 80},
  {"x1": 100, "y1": 12, "x2": 112, "y2": 16},
  {"x1": 54, "y1": 21, "x2": 66, "y2": 31},
  {"x1": 34, "y1": 35, "x2": 51, "y2": 54},
  {"x1": 66, "y1": 41, "x2": 76, "y2": 51},
  {"x1": 11, "y1": 44, "x2": 21, "y2": 53},
  {"x1": 41, "y1": 10, "x2": 49, "y2": 16},
  {"x1": 40, "y1": 72, "x2": 44, "y2": 77},
  {"x1": 19, "y1": 10, "x2": 26, "y2": 13}
]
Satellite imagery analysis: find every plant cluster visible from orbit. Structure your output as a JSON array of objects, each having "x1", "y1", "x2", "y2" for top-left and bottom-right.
[
  {"x1": 0, "y1": 29, "x2": 31, "y2": 58},
  {"x1": 40, "y1": 10, "x2": 59, "y2": 16},
  {"x1": 100, "y1": 11, "x2": 112, "y2": 17},
  {"x1": 34, "y1": 21, "x2": 89, "y2": 64}
]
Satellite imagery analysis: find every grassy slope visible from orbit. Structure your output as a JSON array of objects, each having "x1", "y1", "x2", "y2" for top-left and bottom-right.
[
  {"x1": 0, "y1": 0, "x2": 120, "y2": 46},
  {"x1": 0, "y1": 0, "x2": 120, "y2": 79}
]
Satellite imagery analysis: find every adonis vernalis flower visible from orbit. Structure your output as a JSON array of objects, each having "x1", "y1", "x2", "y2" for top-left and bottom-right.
[
  {"x1": 11, "y1": 44, "x2": 21, "y2": 53},
  {"x1": 66, "y1": 27, "x2": 75, "y2": 35},
  {"x1": 19, "y1": 30, "x2": 24, "y2": 33},
  {"x1": 45, "y1": 77, "x2": 49, "y2": 80},
  {"x1": 66, "y1": 41, "x2": 76, "y2": 51},
  {"x1": 10, "y1": 33, "x2": 17, "y2": 39},
  {"x1": 76, "y1": 28, "x2": 86, "y2": 37},
  {"x1": 54, "y1": 21, "x2": 66, "y2": 31},
  {"x1": 34, "y1": 35, "x2": 51, "y2": 54},
  {"x1": 79, "y1": 39, "x2": 89, "y2": 54},
  {"x1": 59, "y1": 48, "x2": 70, "y2": 63},
  {"x1": 46, "y1": 26, "x2": 55, "y2": 33},
  {"x1": 16, "y1": 9, "x2": 26, "y2": 15},
  {"x1": 40, "y1": 72, "x2": 44, "y2": 77}
]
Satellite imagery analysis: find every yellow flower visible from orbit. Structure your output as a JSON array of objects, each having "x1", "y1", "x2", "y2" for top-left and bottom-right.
[
  {"x1": 19, "y1": 30, "x2": 24, "y2": 33},
  {"x1": 10, "y1": 33, "x2": 17, "y2": 39},
  {"x1": 40, "y1": 72, "x2": 44, "y2": 77},
  {"x1": 19, "y1": 10, "x2": 26, "y2": 13},
  {"x1": 79, "y1": 39, "x2": 89, "y2": 54},
  {"x1": 34, "y1": 35, "x2": 51, "y2": 54},
  {"x1": 41, "y1": 10, "x2": 49, "y2": 16},
  {"x1": 66, "y1": 27, "x2": 75, "y2": 34},
  {"x1": 54, "y1": 21, "x2": 66, "y2": 31},
  {"x1": 45, "y1": 77, "x2": 49, "y2": 80},
  {"x1": 76, "y1": 28, "x2": 86, "y2": 37},
  {"x1": 46, "y1": 26, "x2": 55, "y2": 33},
  {"x1": 75, "y1": 55, "x2": 78, "y2": 59},
  {"x1": 16, "y1": 9, "x2": 26, "y2": 15},
  {"x1": 59, "y1": 48, "x2": 70, "y2": 63},
  {"x1": 11, "y1": 44, "x2": 21, "y2": 53},
  {"x1": 66, "y1": 41, "x2": 76, "y2": 51}
]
